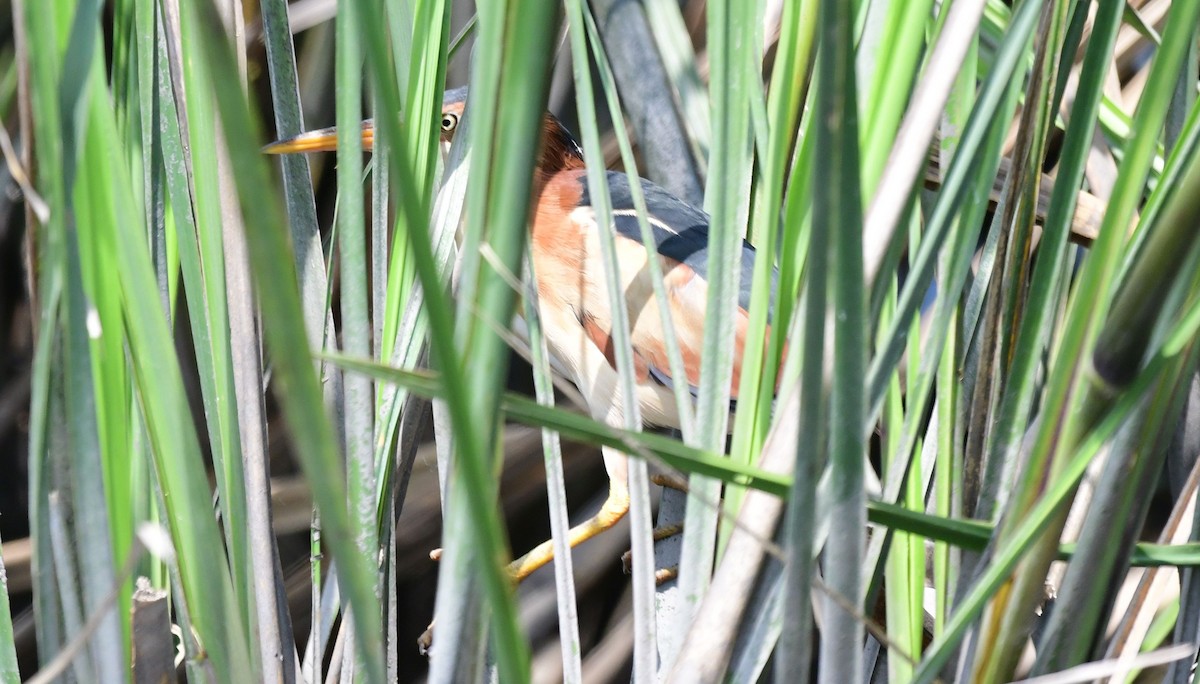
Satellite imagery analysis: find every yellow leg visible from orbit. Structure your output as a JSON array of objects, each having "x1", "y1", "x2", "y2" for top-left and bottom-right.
[{"x1": 506, "y1": 479, "x2": 630, "y2": 581}]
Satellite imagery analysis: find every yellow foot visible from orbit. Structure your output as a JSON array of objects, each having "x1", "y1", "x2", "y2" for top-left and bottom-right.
[
  {"x1": 417, "y1": 620, "x2": 435, "y2": 656},
  {"x1": 651, "y1": 474, "x2": 688, "y2": 491},
  {"x1": 652, "y1": 524, "x2": 684, "y2": 541},
  {"x1": 619, "y1": 552, "x2": 679, "y2": 585},
  {"x1": 620, "y1": 523, "x2": 684, "y2": 578}
]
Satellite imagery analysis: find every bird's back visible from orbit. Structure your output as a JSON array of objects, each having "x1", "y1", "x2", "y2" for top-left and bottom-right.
[{"x1": 528, "y1": 169, "x2": 775, "y2": 427}]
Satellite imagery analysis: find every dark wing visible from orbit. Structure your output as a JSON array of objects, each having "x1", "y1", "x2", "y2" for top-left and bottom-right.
[{"x1": 576, "y1": 172, "x2": 777, "y2": 401}]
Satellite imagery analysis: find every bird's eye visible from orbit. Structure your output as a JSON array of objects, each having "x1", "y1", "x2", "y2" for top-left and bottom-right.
[{"x1": 441, "y1": 113, "x2": 459, "y2": 132}]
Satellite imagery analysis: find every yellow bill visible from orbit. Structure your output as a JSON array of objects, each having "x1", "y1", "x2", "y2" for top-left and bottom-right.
[{"x1": 262, "y1": 120, "x2": 375, "y2": 154}]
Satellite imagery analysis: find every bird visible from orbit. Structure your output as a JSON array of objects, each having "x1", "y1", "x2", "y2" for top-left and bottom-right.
[{"x1": 264, "y1": 86, "x2": 771, "y2": 582}]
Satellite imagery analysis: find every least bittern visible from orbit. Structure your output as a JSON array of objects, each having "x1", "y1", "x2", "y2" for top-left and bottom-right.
[{"x1": 265, "y1": 86, "x2": 768, "y2": 581}]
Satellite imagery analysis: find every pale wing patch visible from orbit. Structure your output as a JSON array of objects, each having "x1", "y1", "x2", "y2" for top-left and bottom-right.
[{"x1": 611, "y1": 208, "x2": 682, "y2": 236}]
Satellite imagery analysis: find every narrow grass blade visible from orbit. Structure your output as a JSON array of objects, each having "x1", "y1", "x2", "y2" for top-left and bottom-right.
[
  {"x1": 0, "y1": 534, "x2": 16, "y2": 682},
  {"x1": 813, "y1": 1, "x2": 866, "y2": 682},
  {"x1": 25, "y1": 3, "x2": 128, "y2": 679},
  {"x1": 725, "y1": 0, "x2": 814, "y2": 540},
  {"x1": 162, "y1": 0, "x2": 261, "y2": 652},
  {"x1": 859, "y1": 4, "x2": 1017, "y2": 657},
  {"x1": 61, "y1": 23, "x2": 128, "y2": 678},
  {"x1": 424, "y1": 150, "x2": 491, "y2": 679},
  {"x1": 982, "y1": 0, "x2": 1122, "y2": 513},
  {"x1": 914, "y1": 339, "x2": 1200, "y2": 682},
  {"x1": 329, "y1": 350, "x2": 1200, "y2": 572},
  {"x1": 210, "y1": 2, "x2": 289, "y2": 677},
  {"x1": 25, "y1": 0, "x2": 260, "y2": 679},
  {"x1": 674, "y1": 0, "x2": 758, "y2": 642},
  {"x1": 590, "y1": 0, "x2": 704, "y2": 206},
  {"x1": 258, "y1": 0, "x2": 330, "y2": 347},
  {"x1": 354, "y1": 0, "x2": 561, "y2": 679},
  {"x1": 19, "y1": 0, "x2": 70, "y2": 666},
  {"x1": 972, "y1": 2, "x2": 1200, "y2": 679},
  {"x1": 862, "y1": 0, "x2": 989, "y2": 283},
  {"x1": 642, "y1": 0, "x2": 711, "y2": 178},
  {"x1": 865, "y1": 0, "x2": 1041, "y2": 424},
  {"x1": 46, "y1": 493, "x2": 90, "y2": 683},
  {"x1": 1036, "y1": 340, "x2": 1200, "y2": 673},
  {"x1": 776, "y1": 218, "x2": 826, "y2": 683},
  {"x1": 521, "y1": 254, "x2": 583, "y2": 683},
  {"x1": 578, "y1": 6, "x2": 704, "y2": 669},
  {"x1": 181, "y1": 0, "x2": 387, "y2": 677},
  {"x1": 562, "y1": 2, "x2": 657, "y2": 676},
  {"x1": 363, "y1": 2, "x2": 448, "y2": 654},
  {"x1": 858, "y1": 0, "x2": 936, "y2": 193},
  {"x1": 377, "y1": 0, "x2": 451, "y2": 363},
  {"x1": 333, "y1": 11, "x2": 379, "y2": 677}
]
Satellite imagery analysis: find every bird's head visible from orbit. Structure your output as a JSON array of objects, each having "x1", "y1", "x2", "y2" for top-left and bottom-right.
[
  {"x1": 262, "y1": 86, "x2": 467, "y2": 156},
  {"x1": 263, "y1": 86, "x2": 583, "y2": 176}
]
